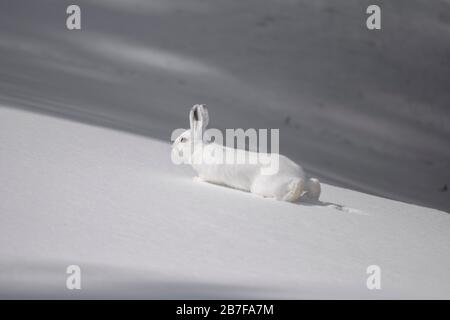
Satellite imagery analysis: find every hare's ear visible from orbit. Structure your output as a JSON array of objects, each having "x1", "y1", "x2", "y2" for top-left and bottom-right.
[{"x1": 189, "y1": 104, "x2": 209, "y2": 141}]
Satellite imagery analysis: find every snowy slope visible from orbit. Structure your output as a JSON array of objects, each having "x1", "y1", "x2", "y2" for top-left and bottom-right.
[
  {"x1": 1, "y1": 0, "x2": 449, "y2": 211},
  {"x1": 1, "y1": 106, "x2": 449, "y2": 299}
]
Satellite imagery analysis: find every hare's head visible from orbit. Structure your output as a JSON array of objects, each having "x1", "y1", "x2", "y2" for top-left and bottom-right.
[{"x1": 171, "y1": 104, "x2": 209, "y2": 163}]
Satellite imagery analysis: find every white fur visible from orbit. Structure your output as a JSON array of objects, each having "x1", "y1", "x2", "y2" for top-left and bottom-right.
[{"x1": 172, "y1": 105, "x2": 321, "y2": 202}]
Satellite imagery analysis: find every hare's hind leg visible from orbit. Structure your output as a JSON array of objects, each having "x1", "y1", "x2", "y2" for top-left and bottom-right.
[
  {"x1": 281, "y1": 178, "x2": 304, "y2": 202},
  {"x1": 251, "y1": 175, "x2": 304, "y2": 202},
  {"x1": 250, "y1": 175, "x2": 272, "y2": 198}
]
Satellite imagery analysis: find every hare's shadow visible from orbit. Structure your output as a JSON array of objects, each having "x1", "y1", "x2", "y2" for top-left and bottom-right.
[
  {"x1": 297, "y1": 197, "x2": 365, "y2": 214},
  {"x1": 193, "y1": 177, "x2": 365, "y2": 214}
]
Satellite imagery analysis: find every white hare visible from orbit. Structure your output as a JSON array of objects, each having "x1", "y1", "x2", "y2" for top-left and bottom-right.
[{"x1": 172, "y1": 104, "x2": 321, "y2": 202}]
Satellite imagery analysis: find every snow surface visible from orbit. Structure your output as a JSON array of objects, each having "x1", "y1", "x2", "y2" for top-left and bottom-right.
[
  {"x1": 1, "y1": 0, "x2": 450, "y2": 211},
  {"x1": 1, "y1": 106, "x2": 449, "y2": 299}
]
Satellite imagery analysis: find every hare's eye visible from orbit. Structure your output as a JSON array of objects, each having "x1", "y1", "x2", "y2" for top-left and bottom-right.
[{"x1": 180, "y1": 137, "x2": 187, "y2": 143}]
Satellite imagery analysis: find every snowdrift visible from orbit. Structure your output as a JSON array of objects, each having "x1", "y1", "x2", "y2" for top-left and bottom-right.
[
  {"x1": 1, "y1": 106, "x2": 449, "y2": 299},
  {"x1": 1, "y1": 0, "x2": 449, "y2": 211}
]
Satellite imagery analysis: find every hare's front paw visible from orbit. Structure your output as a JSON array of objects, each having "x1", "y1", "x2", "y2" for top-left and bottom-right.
[{"x1": 193, "y1": 176, "x2": 205, "y2": 183}]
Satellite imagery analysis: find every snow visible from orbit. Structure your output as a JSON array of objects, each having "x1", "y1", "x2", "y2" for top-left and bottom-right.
[
  {"x1": 1, "y1": 0, "x2": 450, "y2": 212},
  {"x1": 1, "y1": 0, "x2": 449, "y2": 299},
  {"x1": 1, "y1": 106, "x2": 449, "y2": 299}
]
